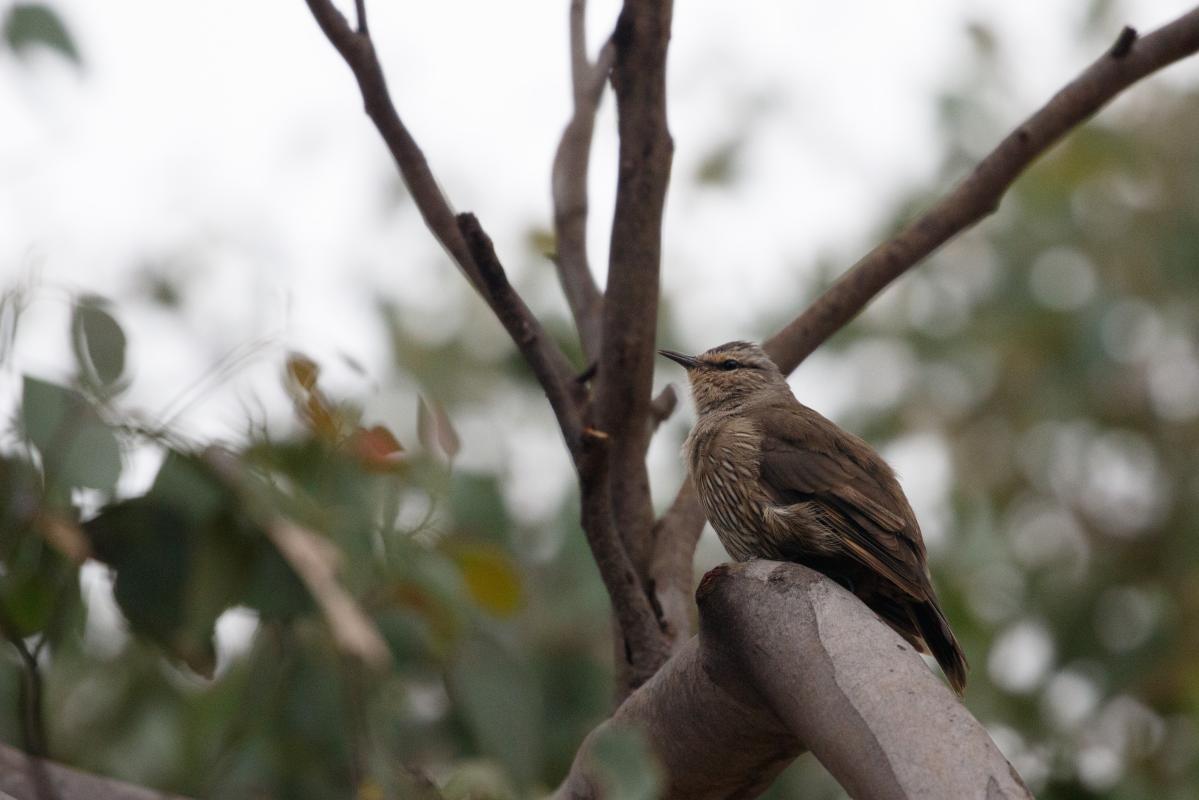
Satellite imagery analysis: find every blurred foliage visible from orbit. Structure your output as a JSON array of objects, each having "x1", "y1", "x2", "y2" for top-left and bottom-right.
[
  {"x1": 2, "y1": 2, "x2": 79, "y2": 66},
  {"x1": 0, "y1": 295, "x2": 616, "y2": 798}
]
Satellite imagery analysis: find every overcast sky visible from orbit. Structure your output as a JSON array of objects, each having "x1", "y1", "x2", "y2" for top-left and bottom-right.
[{"x1": 1, "y1": 0, "x2": 1195, "y2": 487}]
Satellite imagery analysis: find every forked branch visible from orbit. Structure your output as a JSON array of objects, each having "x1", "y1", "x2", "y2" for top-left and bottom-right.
[
  {"x1": 302, "y1": 0, "x2": 665, "y2": 691},
  {"x1": 550, "y1": 0, "x2": 613, "y2": 360}
]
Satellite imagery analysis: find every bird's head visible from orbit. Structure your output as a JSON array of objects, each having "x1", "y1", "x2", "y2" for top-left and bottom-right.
[{"x1": 658, "y1": 340, "x2": 788, "y2": 414}]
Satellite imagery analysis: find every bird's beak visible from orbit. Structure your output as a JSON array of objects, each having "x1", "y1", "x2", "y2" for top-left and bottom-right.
[{"x1": 658, "y1": 349, "x2": 701, "y2": 369}]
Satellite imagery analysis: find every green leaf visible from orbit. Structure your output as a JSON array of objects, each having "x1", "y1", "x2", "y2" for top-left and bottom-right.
[
  {"x1": 150, "y1": 451, "x2": 229, "y2": 526},
  {"x1": 71, "y1": 297, "x2": 127, "y2": 389},
  {"x1": 448, "y1": 472, "x2": 509, "y2": 545},
  {"x1": 21, "y1": 376, "x2": 121, "y2": 493},
  {"x1": 0, "y1": 534, "x2": 76, "y2": 636},
  {"x1": 447, "y1": 634, "x2": 542, "y2": 790},
  {"x1": 241, "y1": 540, "x2": 311, "y2": 620},
  {"x1": 441, "y1": 760, "x2": 517, "y2": 800},
  {"x1": 84, "y1": 471, "x2": 261, "y2": 675},
  {"x1": 0, "y1": 455, "x2": 40, "y2": 534},
  {"x1": 3, "y1": 4, "x2": 79, "y2": 65},
  {"x1": 587, "y1": 726, "x2": 664, "y2": 800},
  {"x1": 373, "y1": 608, "x2": 435, "y2": 664}
]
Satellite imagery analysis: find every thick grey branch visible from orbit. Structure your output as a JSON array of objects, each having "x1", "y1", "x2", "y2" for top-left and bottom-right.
[
  {"x1": 592, "y1": 0, "x2": 676, "y2": 693},
  {"x1": 765, "y1": 9, "x2": 1199, "y2": 373},
  {"x1": 0, "y1": 741, "x2": 191, "y2": 800},
  {"x1": 556, "y1": 562, "x2": 1031, "y2": 800},
  {"x1": 551, "y1": 0, "x2": 613, "y2": 360}
]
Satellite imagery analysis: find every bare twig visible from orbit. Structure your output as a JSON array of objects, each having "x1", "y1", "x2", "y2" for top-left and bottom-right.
[
  {"x1": 591, "y1": 0, "x2": 676, "y2": 673},
  {"x1": 302, "y1": 0, "x2": 584, "y2": 453},
  {"x1": 0, "y1": 603, "x2": 48, "y2": 760},
  {"x1": 457, "y1": 214, "x2": 585, "y2": 456},
  {"x1": 764, "y1": 10, "x2": 1199, "y2": 373},
  {"x1": 202, "y1": 448, "x2": 390, "y2": 670},
  {"x1": 0, "y1": 600, "x2": 57, "y2": 800},
  {"x1": 353, "y1": 0, "x2": 367, "y2": 35},
  {"x1": 302, "y1": 0, "x2": 478, "y2": 286},
  {"x1": 650, "y1": 9, "x2": 1199, "y2": 643},
  {"x1": 550, "y1": 0, "x2": 614, "y2": 359},
  {"x1": 647, "y1": 384, "x2": 678, "y2": 431},
  {"x1": 265, "y1": 520, "x2": 392, "y2": 671}
]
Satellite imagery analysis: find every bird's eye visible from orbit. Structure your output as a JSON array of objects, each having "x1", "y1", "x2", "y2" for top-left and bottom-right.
[{"x1": 720, "y1": 359, "x2": 740, "y2": 371}]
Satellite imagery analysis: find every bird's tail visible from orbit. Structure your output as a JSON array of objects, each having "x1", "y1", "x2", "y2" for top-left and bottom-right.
[{"x1": 912, "y1": 600, "x2": 969, "y2": 696}]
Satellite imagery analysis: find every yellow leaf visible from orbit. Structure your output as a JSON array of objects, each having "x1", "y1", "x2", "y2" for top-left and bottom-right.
[
  {"x1": 449, "y1": 542, "x2": 523, "y2": 617},
  {"x1": 356, "y1": 780, "x2": 384, "y2": 800}
]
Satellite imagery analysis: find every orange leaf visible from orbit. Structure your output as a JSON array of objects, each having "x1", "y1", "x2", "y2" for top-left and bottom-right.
[
  {"x1": 448, "y1": 542, "x2": 523, "y2": 617},
  {"x1": 352, "y1": 425, "x2": 405, "y2": 472}
]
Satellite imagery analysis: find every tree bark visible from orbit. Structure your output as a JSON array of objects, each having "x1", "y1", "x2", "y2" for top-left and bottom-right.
[
  {"x1": 0, "y1": 741, "x2": 191, "y2": 800},
  {"x1": 556, "y1": 561, "x2": 1032, "y2": 800}
]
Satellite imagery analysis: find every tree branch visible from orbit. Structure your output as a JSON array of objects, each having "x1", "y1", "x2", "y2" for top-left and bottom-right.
[
  {"x1": 579, "y1": 427, "x2": 671, "y2": 689},
  {"x1": 649, "y1": 8, "x2": 1199, "y2": 644},
  {"x1": 302, "y1": 0, "x2": 477, "y2": 287},
  {"x1": 647, "y1": 477, "x2": 706, "y2": 647},
  {"x1": 0, "y1": 741, "x2": 191, "y2": 800},
  {"x1": 302, "y1": 0, "x2": 669, "y2": 677},
  {"x1": 0, "y1": 601, "x2": 48, "y2": 760},
  {"x1": 550, "y1": 0, "x2": 613, "y2": 361},
  {"x1": 591, "y1": 0, "x2": 676, "y2": 684},
  {"x1": 556, "y1": 562, "x2": 1032, "y2": 799},
  {"x1": 352, "y1": 0, "x2": 367, "y2": 35},
  {"x1": 457, "y1": 214, "x2": 586, "y2": 455},
  {"x1": 301, "y1": 0, "x2": 584, "y2": 454},
  {"x1": 764, "y1": 10, "x2": 1199, "y2": 373}
]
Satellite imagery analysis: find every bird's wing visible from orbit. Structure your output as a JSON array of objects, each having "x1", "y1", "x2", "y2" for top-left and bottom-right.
[{"x1": 756, "y1": 410, "x2": 928, "y2": 599}]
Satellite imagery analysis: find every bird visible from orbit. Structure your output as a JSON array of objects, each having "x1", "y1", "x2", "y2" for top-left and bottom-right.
[{"x1": 659, "y1": 340, "x2": 968, "y2": 694}]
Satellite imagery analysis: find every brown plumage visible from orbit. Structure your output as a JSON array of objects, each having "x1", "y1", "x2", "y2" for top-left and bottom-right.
[{"x1": 660, "y1": 340, "x2": 968, "y2": 695}]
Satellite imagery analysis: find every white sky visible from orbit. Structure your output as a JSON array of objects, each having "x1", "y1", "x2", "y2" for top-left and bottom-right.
[{"x1": 1, "y1": 0, "x2": 1195, "y2": 497}]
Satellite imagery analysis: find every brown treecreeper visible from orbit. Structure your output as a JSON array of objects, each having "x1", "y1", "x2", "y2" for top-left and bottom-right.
[{"x1": 661, "y1": 340, "x2": 968, "y2": 694}]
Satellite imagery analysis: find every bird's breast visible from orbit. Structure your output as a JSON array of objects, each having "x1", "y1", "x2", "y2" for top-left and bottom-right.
[{"x1": 685, "y1": 416, "x2": 770, "y2": 561}]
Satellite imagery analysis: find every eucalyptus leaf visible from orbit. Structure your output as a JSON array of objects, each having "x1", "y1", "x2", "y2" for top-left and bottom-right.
[
  {"x1": 3, "y1": 3, "x2": 79, "y2": 64},
  {"x1": 71, "y1": 297, "x2": 127, "y2": 389},
  {"x1": 21, "y1": 376, "x2": 121, "y2": 493}
]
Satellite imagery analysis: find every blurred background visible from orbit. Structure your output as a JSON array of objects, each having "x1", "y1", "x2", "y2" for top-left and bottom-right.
[{"x1": 2, "y1": 0, "x2": 1198, "y2": 797}]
